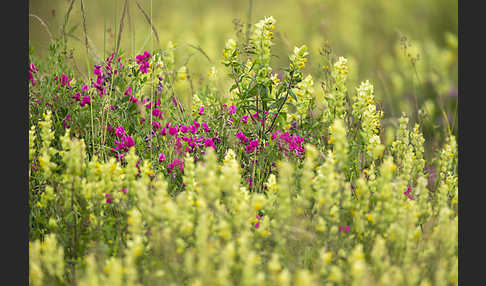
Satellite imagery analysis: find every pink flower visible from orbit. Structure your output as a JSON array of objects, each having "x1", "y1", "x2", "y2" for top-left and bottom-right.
[
  {"x1": 158, "y1": 153, "x2": 166, "y2": 162},
  {"x1": 105, "y1": 193, "x2": 113, "y2": 204},
  {"x1": 404, "y1": 186, "x2": 415, "y2": 200},
  {"x1": 124, "y1": 86, "x2": 132, "y2": 96},
  {"x1": 202, "y1": 122, "x2": 210, "y2": 133},
  {"x1": 229, "y1": 105, "x2": 237, "y2": 115},
  {"x1": 241, "y1": 115, "x2": 249, "y2": 124},
  {"x1": 152, "y1": 121, "x2": 161, "y2": 130},
  {"x1": 160, "y1": 127, "x2": 167, "y2": 136},
  {"x1": 80, "y1": 95, "x2": 90, "y2": 107},
  {"x1": 115, "y1": 126, "x2": 125, "y2": 138},
  {"x1": 204, "y1": 138, "x2": 216, "y2": 149},
  {"x1": 152, "y1": 108, "x2": 162, "y2": 118},
  {"x1": 180, "y1": 125, "x2": 189, "y2": 133},
  {"x1": 72, "y1": 92, "x2": 81, "y2": 101},
  {"x1": 169, "y1": 127, "x2": 178, "y2": 136},
  {"x1": 120, "y1": 188, "x2": 127, "y2": 194},
  {"x1": 199, "y1": 106, "x2": 205, "y2": 115}
]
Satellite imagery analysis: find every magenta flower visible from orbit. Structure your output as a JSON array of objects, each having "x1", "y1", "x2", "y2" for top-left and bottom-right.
[
  {"x1": 180, "y1": 125, "x2": 189, "y2": 133},
  {"x1": 72, "y1": 92, "x2": 81, "y2": 101},
  {"x1": 339, "y1": 225, "x2": 350, "y2": 233},
  {"x1": 255, "y1": 214, "x2": 263, "y2": 228},
  {"x1": 241, "y1": 115, "x2": 249, "y2": 124},
  {"x1": 199, "y1": 106, "x2": 205, "y2": 115},
  {"x1": 120, "y1": 188, "x2": 127, "y2": 194},
  {"x1": 29, "y1": 64, "x2": 39, "y2": 85},
  {"x1": 202, "y1": 122, "x2": 210, "y2": 133},
  {"x1": 404, "y1": 186, "x2": 415, "y2": 200},
  {"x1": 152, "y1": 121, "x2": 161, "y2": 130},
  {"x1": 169, "y1": 126, "x2": 178, "y2": 136},
  {"x1": 107, "y1": 125, "x2": 114, "y2": 132},
  {"x1": 136, "y1": 51, "x2": 151, "y2": 73},
  {"x1": 158, "y1": 153, "x2": 166, "y2": 162},
  {"x1": 124, "y1": 86, "x2": 132, "y2": 96},
  {"x1": 160, "y1": 127, "x2": 167, "y2": 136},
  {"x1": 204, "y1": 138, "x2": 216, "y2": 150},
  {"x1": 229, "y1": 105, "x2": 237, "y2": 115},
  {"x1": 81, "y1": 84, "x2": 89, "y2": 92},
  {"x1": 115, "y1": 126, "x2": 125, "y2": 138},
  {"x1": 80, "y1": 95, "x2": 91, "y2": 107},
  {"x1": 105, "y1": 193, "x2": 113, "y2": 204}
]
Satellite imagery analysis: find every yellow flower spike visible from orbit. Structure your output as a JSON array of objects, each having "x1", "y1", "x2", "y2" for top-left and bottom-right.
[
  {"x1": 367, "y1": 214, "x2": 374, "y2": 224},
  {"x1": 330, "y1": 209, "x2": 335, "y2": 216}
]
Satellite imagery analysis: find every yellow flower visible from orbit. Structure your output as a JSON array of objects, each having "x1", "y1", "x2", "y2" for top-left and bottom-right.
[{"x1": 367, "y1": 213, "x2": 374, "y2": 223}]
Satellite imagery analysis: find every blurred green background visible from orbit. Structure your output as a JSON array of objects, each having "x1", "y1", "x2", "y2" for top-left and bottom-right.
[{"x1": 29, "y1": 0, "x2": 458, "y2": 153}]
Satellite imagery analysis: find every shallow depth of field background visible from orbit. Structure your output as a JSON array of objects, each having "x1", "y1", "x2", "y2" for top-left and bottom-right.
[{"x1": 29, "y1": 0, "x2": 458, "y2": 155}]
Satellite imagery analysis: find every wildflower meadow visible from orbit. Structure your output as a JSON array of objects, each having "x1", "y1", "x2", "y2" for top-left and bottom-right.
[{"x1": 29, "y1": 1, "x2": 457, "y2": 285}]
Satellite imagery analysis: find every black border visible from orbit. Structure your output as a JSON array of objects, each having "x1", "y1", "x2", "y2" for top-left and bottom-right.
[{"x1": 3, "y1": 0, "x2": 29, "y2": 284}]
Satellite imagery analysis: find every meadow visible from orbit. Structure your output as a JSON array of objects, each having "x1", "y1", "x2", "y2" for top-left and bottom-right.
[{"x1": 29, "y1": 1, "x2": 457, "y2": 285}]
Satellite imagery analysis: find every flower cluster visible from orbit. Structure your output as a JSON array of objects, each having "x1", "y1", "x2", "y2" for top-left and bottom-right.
[
  {"x1": 29, "y1": 63, "x2": 39, "y2": 86},
  {"x1": 270, "y1": 130, "x2": 307, "y2": 157},
  {"x1": 53, "y1": 74, "x2": 71, "y2": 89},
  {"x1": 136, "y1": 51, "x2": 151, "y2": 73}
]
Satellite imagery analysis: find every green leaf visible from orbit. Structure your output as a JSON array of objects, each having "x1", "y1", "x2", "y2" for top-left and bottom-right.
[
  {"x1": 288, "y1": 89, "x2": 298, "y2": 102},
  {"x1": 68, "y1": 23, "x2": 79, "y2": 35}
]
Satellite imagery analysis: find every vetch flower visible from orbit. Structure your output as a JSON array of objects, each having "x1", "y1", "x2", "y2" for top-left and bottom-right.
[
  {"x1": 229, "y1": 105, "x2": 237, "y2": 115},
  {"x1": 158, "y1": 153, "x2": 166, "y2": 162},
  {"x1": 80, "y1": 96, "x2": 90, "y2": 107},
  {"x1": 116, "y1": 126, "x2": 125, "y2": 138},
  {"x1": 242, "y1": 115, "x2": 249, "y2": 124}
]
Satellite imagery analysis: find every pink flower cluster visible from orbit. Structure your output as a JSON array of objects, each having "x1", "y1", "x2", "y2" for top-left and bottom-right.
[
  {"x1": 29, "y1": 63, "x2": 39, "y2": 86},
  {"x1": 104, "y1": 53, "x2": 122, "y2": 76},
  {"x1": 54, "y1": 74, "x2": 72, "y2": 89},
  {"x1": 255, "y1": 214, "x2": 263, "y2": 228},
  {"x1": 404, "y1": 186, "x2": 415, "y2": 200},
  {"x1": 339, "y1": 225, "x2": 351, "y2": 233},
  {"x1": 92, "y1": 64, "x2": 106, "y2": 97},
  {"x1": 167, "y1": 158, "x2": 184, "y2": 174},
  {"x1": 270, "y1": 130, "x2": 306, "y2": 157},
  {"x1": 111, "y1": 125, "x2": 135, "y2": 160},
  {"x1": 124, "y1": 86, "x2": 138, "y2": 103},
  {"x1": 72, "y1": 84, "x2": 91, "y2": 107},
  {"x1": 136, "y1": 51, "x2": 151, "y2": 73},
  {"x1": 235, "y1": 132, "x2": 260, "y2": 154}
]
